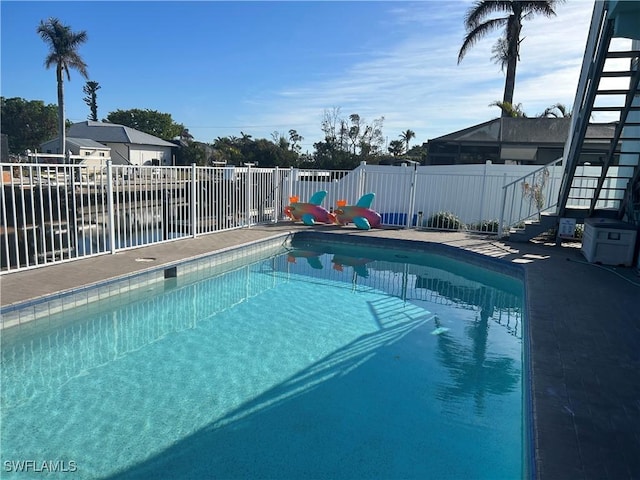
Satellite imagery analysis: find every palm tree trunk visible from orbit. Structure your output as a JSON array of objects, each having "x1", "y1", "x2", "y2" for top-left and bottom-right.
[
  {"x1": 502, "y1": 14, "x2": 522, "y2": 116},
  {"x1": 502, "y1": 56, "x2": 517, "y2": 114},
  {"x1": 56, "y1": 65, "x2": 65, "y2": 158}
]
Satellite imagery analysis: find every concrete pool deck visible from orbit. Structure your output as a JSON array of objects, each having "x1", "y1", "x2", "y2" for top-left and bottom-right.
[{"x1": 1, "y1": 223, "x2": 639, "y2": 479}]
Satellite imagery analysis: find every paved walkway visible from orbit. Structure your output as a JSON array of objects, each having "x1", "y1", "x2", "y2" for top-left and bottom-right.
[{"x1": 2, "y1": 224, "x2": 639, "y2": 479}]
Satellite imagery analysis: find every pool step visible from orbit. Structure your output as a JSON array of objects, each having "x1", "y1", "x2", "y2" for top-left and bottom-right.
[{"x1": 508, "y1": 213, "x2": 558, "y2": 242}]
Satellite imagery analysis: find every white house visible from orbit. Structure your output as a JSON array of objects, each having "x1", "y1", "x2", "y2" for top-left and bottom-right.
[
  {"x1": 40, "y1": 137, "x2": 111, "y2": 160},
  {"x1": 44, "y1": 121, "x2": 177, "y2": 166}
]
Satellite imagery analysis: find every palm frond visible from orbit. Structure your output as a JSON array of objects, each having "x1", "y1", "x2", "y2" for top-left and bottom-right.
[
  {"x1": 465, "y1": 1, "x2": 514, "y2": 29},
  {"x1": 458, "y1": 17, "x2": 508, "y2": 63},
  {"x1": 37, "y1": 18, "x2": 88, "y2": 78}
]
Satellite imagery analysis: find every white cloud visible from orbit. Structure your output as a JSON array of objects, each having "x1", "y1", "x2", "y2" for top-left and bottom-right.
[{"x1": 202, "y1": 1, "x2": 598, "y2": 149}]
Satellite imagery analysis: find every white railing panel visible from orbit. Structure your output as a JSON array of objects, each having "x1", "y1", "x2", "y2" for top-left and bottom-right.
[{"x1": 363, "y1": 167, "x2": 415, "y2": 226}]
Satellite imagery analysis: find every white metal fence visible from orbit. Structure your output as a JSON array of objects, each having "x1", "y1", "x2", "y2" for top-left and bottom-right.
[
  {"x1": 357, "y1": 162, "x2": 559, "y2": 231},
  {"x1": 2, "y1": 155, "x2": 588, "y2": 273}
]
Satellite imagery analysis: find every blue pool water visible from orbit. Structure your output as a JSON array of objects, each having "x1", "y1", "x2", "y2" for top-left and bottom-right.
[{"x1": 1, "y1": 239, "x2": 526, "y2": 479}]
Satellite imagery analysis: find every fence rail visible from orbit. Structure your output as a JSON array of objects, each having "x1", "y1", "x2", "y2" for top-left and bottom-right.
[{"x1": 2, "y1": 157, "x2": 582, "y2": 273}]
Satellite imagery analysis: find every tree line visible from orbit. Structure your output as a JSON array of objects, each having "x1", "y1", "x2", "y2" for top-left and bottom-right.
[{"x1": 0, "y1": 97, "x2": 424, "y2": 168}]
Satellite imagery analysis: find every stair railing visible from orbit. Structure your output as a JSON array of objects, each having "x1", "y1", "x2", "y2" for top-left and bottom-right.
[
  {"x1": 498, "y1": 158, "x2": 563, "y2": 237},
  {"x1": 557, "y1": 1, "x2": 611, "y2": 218}
]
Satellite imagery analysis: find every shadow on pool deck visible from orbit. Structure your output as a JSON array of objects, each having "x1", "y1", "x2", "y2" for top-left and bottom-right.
[{"x1": 1, "y1": 223, "x2": 639, "y2": 479}]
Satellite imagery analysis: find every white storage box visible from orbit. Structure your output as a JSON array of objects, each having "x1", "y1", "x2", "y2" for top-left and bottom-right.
[{"x1": 581, "y1": 218, "x2": 638, "y2": 266}]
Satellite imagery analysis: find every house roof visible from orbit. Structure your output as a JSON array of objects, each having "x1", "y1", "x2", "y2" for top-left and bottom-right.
[
  {"x1": 40, "y1": 137, "x2": 111, "y2": 151},
  {"x1": 431, "y1": 119, "x2": 501, "y2": 143},
  {"x1": 501, "y1": 118, "x2": 571, "y2": 143},
  {"x1": 67, "y1": 121, "x2": 177, "y2": 148},
  {"x1": 429, "y1": 117, "x2": 616, "y2": 145},
  {"x1": 67, "y1": 137, "x2": 111, "y2": 150}
]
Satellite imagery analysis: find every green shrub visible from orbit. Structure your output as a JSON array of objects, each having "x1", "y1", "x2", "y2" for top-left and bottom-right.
[
  {"x1": 468, "y1": 219, "x2": 500, "y2": 233},
  {"x1": 425, "y1": 211, "x2": 464, "y2": 230}
]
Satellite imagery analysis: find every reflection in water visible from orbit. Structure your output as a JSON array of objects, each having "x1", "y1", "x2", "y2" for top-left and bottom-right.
[
  {"x1": 434, "y1": 312, "x2": 520, "y2": 414},
  {"x1": 283, "y1": 244, "x2": 523, "y2": 415},
  {"x1": 284, "y1": 245, "x2": 522, "y2": 338},
  {"x1": 331, "y1": 255, "x2": 372, "y2": 278},
  {"x1": 287, "y1": 250, "x2": 324, "y2": 269}
]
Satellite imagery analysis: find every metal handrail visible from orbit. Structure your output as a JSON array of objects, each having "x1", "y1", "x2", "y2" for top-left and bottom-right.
[{"x1": 498, "y1": 158, "x2": 563, "y2": 237}]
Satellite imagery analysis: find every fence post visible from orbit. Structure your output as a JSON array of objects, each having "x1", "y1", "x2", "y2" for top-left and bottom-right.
[
  {"x1": 357, "y1": 161, "x2": 366, "y2": 199},
  {"x1": 191, "y1": 163, "x2": 197, "y2": 238},
  {"x1": 289, "y1": 167, "x2": 296, "y2": 203},
  {"x1": 246, "y1": 163, "x2": 252, "y2": 228},
  {"x1": 497, "y1": 173, "x2": 508, "y2": 238},
  {"x1": 478, "y1": 160, "x2": 490, "y2": 228},
  {"x1": 106, "y1": 160, "x2": 116, "y2": 253},
  {"x1": 68, "y1": 153, "x2": 79, "y2": 260},
  {"x1": 273, "y1": 167, "x2": 280, "y2": 223},
  {"x1": 405, "y1": 164, "x2": 418, "y2": 229}
]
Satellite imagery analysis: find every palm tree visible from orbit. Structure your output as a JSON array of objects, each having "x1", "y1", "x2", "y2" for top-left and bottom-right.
[
  {"x1": 37, "y1": 18, "x2": 88, "y2": 157},
  {"x1": 458, "y1": 1, "x2": 562, "y2": 116},
  {"x1": 388, "y1": 139, "x2": 405, "y2": 157},
  {"x1": 490, "y1": 100, "x2": 527, "y2": 117},
  {"x1": 400, "y1": 129, "x2": 415, "y2": 153},
  {"x1": 540, "y1": 103, "x2": 571, "y2": 118}
]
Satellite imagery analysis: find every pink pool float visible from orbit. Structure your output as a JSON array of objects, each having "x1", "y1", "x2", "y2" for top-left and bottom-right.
[
  {"x1": 284, "y1": 191, "x2": 335, "y2": 226},
  {"x1": 334, "y1": 193, "x2": 381, "y2": 230}
]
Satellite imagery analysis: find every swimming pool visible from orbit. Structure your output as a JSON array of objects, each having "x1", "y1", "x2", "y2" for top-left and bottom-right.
[{"x1": 1, "y1": 235, "x2": 528, "y2": 479}]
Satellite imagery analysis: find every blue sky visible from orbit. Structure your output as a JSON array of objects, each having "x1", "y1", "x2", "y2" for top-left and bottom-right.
[{"x1": 1, "y1": 1, "x2": 601, "y2": 151}]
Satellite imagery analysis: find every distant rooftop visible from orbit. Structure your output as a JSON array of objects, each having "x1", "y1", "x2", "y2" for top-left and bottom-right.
[
  {"x1": 66, "y1": 137, "x2": 111, "y2": 149},
  {"x1": 430, "y1": 118, "x2": 615, "y2": 145},
  {"x1": 67, "y1": 121, "x2": 176, "y2": 148}
]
